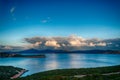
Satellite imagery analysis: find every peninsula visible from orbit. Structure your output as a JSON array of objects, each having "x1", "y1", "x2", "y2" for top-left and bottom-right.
[
  {"x1": 0, "y1": 66, "x2": 28, "y2": 80},
  {"x1": 0, "y1": 52, "x2": 46, "y2": 58}
]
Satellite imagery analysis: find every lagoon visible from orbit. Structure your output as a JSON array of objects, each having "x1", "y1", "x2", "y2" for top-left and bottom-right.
[{"x1": 0, "y1": 53, "x2": 120, "y2": 76}]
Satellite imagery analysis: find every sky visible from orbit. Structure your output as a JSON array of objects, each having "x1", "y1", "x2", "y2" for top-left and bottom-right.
[{"x1": 0, "y1": 0, "x2": 120, "y2": 51}]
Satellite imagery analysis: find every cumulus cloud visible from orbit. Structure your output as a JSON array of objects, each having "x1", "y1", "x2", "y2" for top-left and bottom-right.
[
  {"x1": 88, "y1": 42, "x2": 106, "y2": 47},
  {"x1": 89, "y1": 42, "x2": 96, "y2": 47},
  {"x1": 45, "y1": 40, "x2": 60, "y2": 48},
  {"x1": 0, "y1": 36, "x2": 120, "y2": 52},
  {"x1": 96, "y1": 42, "x2": 106, "y2": 46},
  {"x1": 23, "y1": 35, "x2": 120, "y2": 50},
  {"x1": 34, "y1": 42, "x2": 42, "y2": 47},
  {"x1": 68, "y1": 40, "x2": 87, "y2": 47}
]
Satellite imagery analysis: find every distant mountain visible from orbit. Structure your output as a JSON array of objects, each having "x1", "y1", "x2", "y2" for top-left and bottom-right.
[
  {"x1": 70, "y1": 50, "x2": 120, "y2": 54},
  {"x1": 17, "y1": 49, "x2": 66, "y2": 53},
  {"x1": 16, "y1": 49, "x2": 120, "y2": 54},
  {"x1": 18, "y1": 48, "x2": 40, "y2": 53}
]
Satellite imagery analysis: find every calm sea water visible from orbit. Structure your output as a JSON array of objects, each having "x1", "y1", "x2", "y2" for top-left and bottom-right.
[{"x1": 0, "y1": 53, "x2": 120, "y2": 76}]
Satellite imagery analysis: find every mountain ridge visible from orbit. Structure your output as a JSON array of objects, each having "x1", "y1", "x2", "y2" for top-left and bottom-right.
[{"x1": 14, "y1": 49, "x2": 120, "y2": 54}]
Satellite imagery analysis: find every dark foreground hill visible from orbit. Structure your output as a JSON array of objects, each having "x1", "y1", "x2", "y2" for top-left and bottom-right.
[
  {"x1": 14, "y1": 65, "x2": 120, "y2": 80},
  {"x1": 0, "y1": 66, "x2": 26, "y2": 80}
]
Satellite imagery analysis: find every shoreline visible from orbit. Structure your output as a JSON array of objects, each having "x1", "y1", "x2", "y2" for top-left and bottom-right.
[
  {"x1": 10, "y1": 69, "x2": 28, "y2": 79},
  {"x1": 14, "y1": 65, "x2": 120, "y2": 80},
  {"x1": 0, "y1": 65, "x2": 120, "y2": 80}
]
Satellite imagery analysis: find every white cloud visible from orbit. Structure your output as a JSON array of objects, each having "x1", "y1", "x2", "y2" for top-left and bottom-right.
[
  {"x1": 1, "y1": 36, "x2": 119, "y2": 52},
  {"x1": 45, "y1": 40, "x2": 60, "y2": 48},
  {"x1": 62, "y1": 44, "x2": 66, "y2": 46},
  {"x1": 10, "y1": 7, "x2": 15, "y2": 13},
  {"x1": 69, "y1": 34, "x2": 85, "y2": 41},
  {"x1": 69, "y1": 40, "x2": 80, "y2": 46},
  {"x1": 67, "y1": 35, "x2": 86, "y2": 47},
  {"x1": 41, "y1": 17, "x2": 51, "y2": 23},
  {"x1": 69, "y1": 40, "x2": 87, "y2": 47},
  {"x1": 96, "y1": 42, "x2": 106, "y2": 46},
  {"x1": 89, "y1": 42, "x2": 96, "y2": 47},
  {"x1": 4, "y1": 46, "x2": 12, "y2": 50},
  {"x1": 34, "y1": 42, "x2": 42, "y2": 46},
  {"x1": 88, "y1": 42, "x2": 106, "y2": 47},
  {"x1": 24, "y1": 35, "x2": 120, "y2": 50},
  {"x1": 24, "y1": 42, "x2": 42, "y2": 49},
  {"x1": 41, "y1": 20, "x2": 48, "y2": 23}
]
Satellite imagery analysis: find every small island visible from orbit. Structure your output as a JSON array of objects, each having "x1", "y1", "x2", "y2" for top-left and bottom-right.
[{"x1": 0, "y1": 52, "x2": 46, "y2": 58}]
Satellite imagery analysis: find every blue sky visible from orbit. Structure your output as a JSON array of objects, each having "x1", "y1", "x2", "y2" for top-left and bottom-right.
[{"x1": 0, "y1": 0, "x2": 120, "y2": 47}]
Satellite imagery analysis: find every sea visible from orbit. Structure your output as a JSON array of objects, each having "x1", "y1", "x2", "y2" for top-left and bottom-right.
[{"x1": 0, "y1": 53, "x2": 120, "y2": 76}]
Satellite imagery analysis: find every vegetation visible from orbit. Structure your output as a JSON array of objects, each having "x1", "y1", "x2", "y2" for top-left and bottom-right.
[
  {"x1": 14, "y1": 65, "x2": 120, "y2": 80},
  {"x1": 0, "y1": 52, "x2": 12, "y2": 57},
  {"x1": 1, "y1": 65, "x2": 120, "y2": 80},
  {"x1": 0, "y1": 52, "x2": 46, "y2": 58},
  {"x1": 0, "y1": 66, "x2": 23, "y2": 80},
  {"x1": 15, "y1": 74, "x2": 120, "y2": 80}
]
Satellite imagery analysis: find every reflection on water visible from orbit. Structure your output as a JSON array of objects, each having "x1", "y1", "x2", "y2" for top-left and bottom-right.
[
  {"x1": 69, "y1": 54, "x2": 84, "y2": 68},
  {"x1": 0, "y1": 53, "x2": 120, "y2": 76},
  {"x1": 45, "y1": 54, "x2": 58, "y2": 70}
]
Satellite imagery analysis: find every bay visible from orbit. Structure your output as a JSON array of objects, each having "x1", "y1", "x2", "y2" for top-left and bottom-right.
[{"x1": 0, "y1": 53, "x2": 120, "y2": 76}]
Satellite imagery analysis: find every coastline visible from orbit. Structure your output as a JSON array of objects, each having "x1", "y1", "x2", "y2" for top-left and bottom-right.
[
  {"x1": 14, "y1": 65, "x2": 120, "y2": 80},
  {"x1": 0, "y1": 52, "x2": 46, "y2": 58},
  {"x1": 10, "y1": 69, "x2": 28, "y2": 79},
  {"x1": 0, "y1": 65, "x2": 120, "y2": 80}
]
